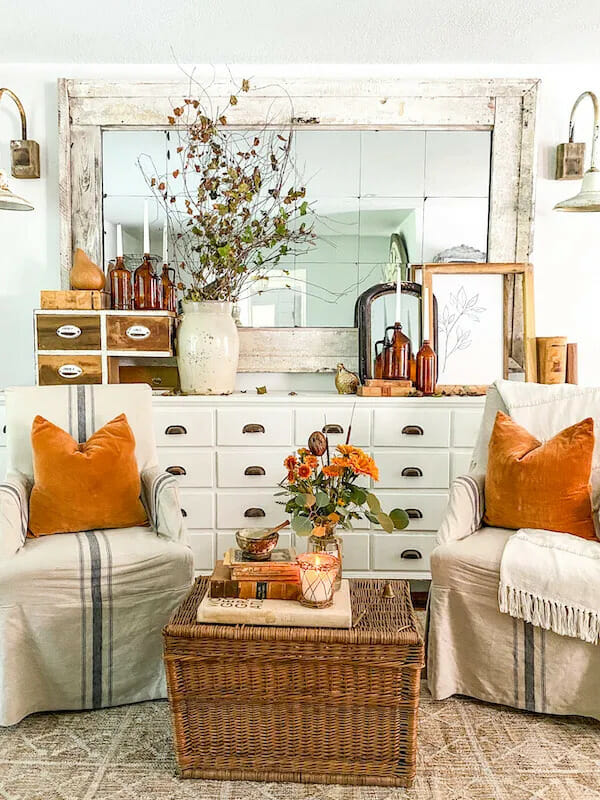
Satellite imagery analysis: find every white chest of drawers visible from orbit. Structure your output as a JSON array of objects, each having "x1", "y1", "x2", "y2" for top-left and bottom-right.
[{"x1": 0, "y1": 392, "x2": 484, "y2": 580}]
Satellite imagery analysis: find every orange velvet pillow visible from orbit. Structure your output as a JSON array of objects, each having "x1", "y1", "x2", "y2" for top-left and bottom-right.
[
  {"x1": 484, "y1": 411, "x2": 596, "y2": 540},
  {"x1": 28, "y1": 413, "x2": 147, "y2": 537}
]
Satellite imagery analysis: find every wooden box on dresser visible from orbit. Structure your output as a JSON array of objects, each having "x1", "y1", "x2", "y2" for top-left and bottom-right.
[{"x1": 0, "y1": 393, "x2": 484, "y2": 579}]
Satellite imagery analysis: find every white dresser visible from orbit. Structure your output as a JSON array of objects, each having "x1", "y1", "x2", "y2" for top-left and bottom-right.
[{"x1": 0, "y1": 392, "x2": 484, "y2": 579}]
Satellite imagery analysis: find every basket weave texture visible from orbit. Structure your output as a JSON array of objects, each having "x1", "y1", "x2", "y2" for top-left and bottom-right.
[{"x1": 163, "y1": 577, "x2": 424, "y2": 787}]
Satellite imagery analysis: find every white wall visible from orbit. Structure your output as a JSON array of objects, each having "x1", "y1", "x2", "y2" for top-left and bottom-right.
[{"x1": 1, "y1": 64, "x2": 599, "y2": 387}]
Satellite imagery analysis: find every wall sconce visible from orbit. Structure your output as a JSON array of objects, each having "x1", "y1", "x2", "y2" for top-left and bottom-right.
[
  {"x1": 554, "y1": 91, "x2": 600, "y2": 212},
  {"x1": 0, "y1": 87, "x2": 39, "y2": 212}
]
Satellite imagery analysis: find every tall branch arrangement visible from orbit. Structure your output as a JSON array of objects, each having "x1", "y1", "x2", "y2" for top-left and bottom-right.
[{"x1": 147, "y1": 78, "x2": 316, "y2": 302}]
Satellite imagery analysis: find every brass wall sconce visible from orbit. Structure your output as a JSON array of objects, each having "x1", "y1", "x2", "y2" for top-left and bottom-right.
[
  {"x1": 554, "y1": 91, "x2": 600, "y2": 212},
  {"x1": 0, "y1": 88, "x2": 40, "y2": 179}
]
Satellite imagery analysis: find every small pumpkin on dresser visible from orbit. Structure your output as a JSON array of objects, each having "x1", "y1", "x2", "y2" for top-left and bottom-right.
[{"x1": 70, "y1": 248, "x2": 106, "y2": 291}]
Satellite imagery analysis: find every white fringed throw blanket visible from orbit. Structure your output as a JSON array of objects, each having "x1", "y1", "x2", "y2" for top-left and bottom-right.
[
  {"x1": 493, "y1": 380, "x2": 600, "y2": 644},
  {"x1": 499, "y1": 528, "x2": 600, "y2": 644}
]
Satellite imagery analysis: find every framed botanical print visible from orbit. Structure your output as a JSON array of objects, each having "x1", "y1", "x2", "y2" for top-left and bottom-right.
[{"x1": 421, "y1": 262, "x2": 536, "y2": 384}]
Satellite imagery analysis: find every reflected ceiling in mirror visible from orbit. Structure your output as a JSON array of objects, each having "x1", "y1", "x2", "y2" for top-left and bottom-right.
[{"x1": 102, "y1": 129, "x2": 491, "y2": 327}]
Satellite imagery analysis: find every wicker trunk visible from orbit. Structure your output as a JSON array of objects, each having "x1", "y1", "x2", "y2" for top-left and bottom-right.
[{"x1": 163, "y1": 578, "x2": 424, "y2": 788}]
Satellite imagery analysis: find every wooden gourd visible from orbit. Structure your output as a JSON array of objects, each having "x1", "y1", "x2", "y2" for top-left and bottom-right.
[{"x1": 70, "y1": 248, "x2": 106, "y2": 291}]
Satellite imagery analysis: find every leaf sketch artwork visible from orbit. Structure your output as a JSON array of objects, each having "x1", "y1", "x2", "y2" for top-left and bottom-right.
[
  {"x1": 433, "y1": 273, "x2": 504, "y2": 385},
  {"x1": 438, "y1": 286, "x2": 486, "y2": 370}
]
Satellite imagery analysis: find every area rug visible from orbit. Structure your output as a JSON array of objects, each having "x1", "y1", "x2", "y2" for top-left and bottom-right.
[{"x1": 1, "y1": 683, "x2": 599, "y2": 800}]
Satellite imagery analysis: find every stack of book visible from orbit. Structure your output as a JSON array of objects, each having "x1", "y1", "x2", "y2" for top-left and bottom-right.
[{"x1": 209, "y1": 547, "x2": 300, "y2": 600}]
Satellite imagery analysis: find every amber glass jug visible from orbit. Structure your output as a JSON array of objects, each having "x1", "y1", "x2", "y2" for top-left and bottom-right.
[
  {"x1": 161, "y1": 265, "x2": 177, "y2": 312},
  {"x1": 108, "y1": 257, "x2": 132, "y2": 310},
  {"x1": 134, "y1": 255, "x2": 162, "y2": 310},
  {"x1": 383, "y1": 322, "x2": 412, "y2": 380}
]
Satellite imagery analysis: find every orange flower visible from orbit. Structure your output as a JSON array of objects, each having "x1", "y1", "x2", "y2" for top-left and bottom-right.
[
  {"x1": 284, "y1": 455, "x2": 297, "y2": 470},
  {"x1": 298, "y1": 464, "x2": 312, "y2": 479},
  {"x1": 337, "y1": 444, "x2": 360, "y2": 456},
  {"x1": 348, "y1": 451, "x2": 379, "y2": 481},
  {"x1": 331, "y1": 456, "x2": 352, "y2": 470},
  {"x1": 311, "y1": 525, "x2": 326, "y2": 537},
  {"x1": 298, "y1": 448, "x2": 309, "y2": 457},
  {"x1": 305, "y1": 455, "x2": 319, "y2": 469},
  {"x1": 287, "y1": 470, "x2": 296, "y2": 483},
  {"x1": 323, "y1": 464, "x2": 342, "y2": 477},
  {"x1": 327, "y1": 512, "x2": 340, "y2": 523}
]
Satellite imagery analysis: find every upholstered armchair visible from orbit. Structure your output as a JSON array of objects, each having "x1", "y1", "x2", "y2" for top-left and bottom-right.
[
  {"x1": 0, "y1": 384, "x2": 194, "y2": 726},
  {"x1": 427, "y1": 383, "x2": 600, "y2": 721}
]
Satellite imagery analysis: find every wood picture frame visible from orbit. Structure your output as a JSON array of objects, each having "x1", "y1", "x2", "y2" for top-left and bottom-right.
[
  {"x1": 58, "y1": 75, "x2": 539, "y2": 373},
  {"x1": 421, "y1": 262, "x2": 536, "y2": 382}
]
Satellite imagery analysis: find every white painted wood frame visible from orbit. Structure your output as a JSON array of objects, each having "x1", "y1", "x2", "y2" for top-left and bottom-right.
[{"x1": 58, "y1": 76, "x2": 539, "y2": 373}]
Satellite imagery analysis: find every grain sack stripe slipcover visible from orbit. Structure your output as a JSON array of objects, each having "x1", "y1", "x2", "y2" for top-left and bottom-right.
[{"x1": 0, "y1": 384, "x2": 194, "y2": 726}]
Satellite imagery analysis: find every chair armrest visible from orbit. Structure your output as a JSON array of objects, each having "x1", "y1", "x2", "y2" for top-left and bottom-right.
[
  {"x1": 141, "y1": 466, "x2": 187, "y2": 543},
  {"x1": 437, "y1": 472, "x2": 485, "y2": 545},
  {"x1": 0, "y1": 471, "x2": 32, "y2": 558}
]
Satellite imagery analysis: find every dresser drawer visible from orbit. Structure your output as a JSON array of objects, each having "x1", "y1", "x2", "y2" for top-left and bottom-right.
[
  {"x1": 375, "y1": 451, "x2": 449, "y2": 489},
  {"x1": 451, "y1": 451, "x2": 473, "y2": 481},
  {"x1": 379, "y1": 492, "x2": 449, "y2": 531},
  {"x1": 179, "y1": 490, "x2": 214, "y2": 529},
  {"x1": 452, "y1": 409, "x2": 483, "y2": 447},
  {"x1": 216, "y1": 490, "x2": 286, "y2": 529},
  {"x1": 153, "y1": 408, "x2": 214, "y2": 446},
  {"x1": 217, "y1": 408, "x2": 293, "y2": 447},
  {"x1": 372, "y1": 533, "x2": 436, "y2": 572},
  {"x1": 340, "y1": 532, "x2": 370, "y2": 571},
  {"x1": 373, "y1": 409, "x2": 450, "y2": 448},
  {"x1": 217, "y1": 449, "x2": 288, "y2": 488},
  {"x1": 38, "y1": 355, "x2": 102, "y2": 385},
  {"x1": 36, "y1": 314, "x2": 101, "y2": 350},
  {"x1": 157, "y1": 448, "x2": 213, "y2": 487},
  {"x1": 106, "y1": 314, "x2": 173, "y2": 352},
  {"x1": 295, "y1": 407, "x2": 371, "y2": 448},
  {"x1": 188, "y1": 530, "x2": 216, "y2": 571}
]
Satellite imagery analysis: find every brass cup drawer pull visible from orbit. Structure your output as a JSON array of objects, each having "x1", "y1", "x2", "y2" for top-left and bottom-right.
[
  {"x1": 401, "y1": 467, "x2": 423, "y2": 478},
  {"x1": 181, "y1": 508, "x2": 187, "y2": 518},
  {"x1": 244, "y1": 466, "x2": 266, "y2": 476},
  {"x1": 401, "y1": 548, "x2": 423, "y2": 560},
  {"x1": 165, "y1": 425, "x2": 187, "y2": 435},
  {"x1": 126, "y1": 324, "x2": 151, "y2": 340},
  {"x1": 401, "y1": 424, "x2": 424, "y2": 436},
  {"x1": 406, "y1": 508, "x2": 423, "y2": 520},
  {"x1": 57, "y1": 364, "x2": 83, "y2": 379},
  {"x1": 166, "y1": 466, "x2": 186, "y2": 476},
  {"x1": 242, "y1": 423, "x2": 265, "y2": 434},
  {"x1": 244, "y1": 507, "x2": 266, "y2": 518},
  {"x1": 56, "y1": 324, "x2": 82, "y2": 339},
  {"x1": 322, "y1": 423, "x2": 344, "y2": 434}
]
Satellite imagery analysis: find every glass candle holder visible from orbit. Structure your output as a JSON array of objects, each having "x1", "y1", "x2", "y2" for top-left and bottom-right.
[{"x1": 297, "y1": 552, "x2": 340, "y2": 609}]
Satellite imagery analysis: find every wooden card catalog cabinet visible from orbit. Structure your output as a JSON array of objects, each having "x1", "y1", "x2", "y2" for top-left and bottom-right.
[{"x1": 35, "y1": 309, "x2": 175, "y2": 385}]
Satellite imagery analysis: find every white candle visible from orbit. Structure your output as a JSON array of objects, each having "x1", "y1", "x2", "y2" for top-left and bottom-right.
[
  {"x1": 162, "y1": 220, "x2": 168, "y2": 265},
  {"x1": 116, "y1": 223, "x2": 123, "y2": 258},
  {"x1": 143, "y1": 200, "x2": 150, "y2": 255},
  {"x1": 395, "y1": 265, "x2": 402, "y2": 324},
  {"x1": 298, "y1": 553, "x2": 338, "y2": 606},
  {"x1": 423, "y1": 286, "x2": 430, "y2": 341}
]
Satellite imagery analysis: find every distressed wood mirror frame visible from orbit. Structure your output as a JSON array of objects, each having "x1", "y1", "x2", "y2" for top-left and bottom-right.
[{"x1": 58, "y1": 76, "x2": 538, "y2": 374}]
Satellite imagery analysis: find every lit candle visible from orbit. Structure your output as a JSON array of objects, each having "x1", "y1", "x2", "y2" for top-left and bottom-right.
[
  {"x1": 162, "y1": 220, "x2": 168, "y2": 265},
  {"x1": 116, "y1": 223, "x2": 123, "y2": 258},
  {"x1": 422, "y1": 286, "x2": 430, "y2": 341},
  {"x1": 143, "y1": 200, "x2": 150, "y2": 255},
  {"x1": 395, "y1": 265, "x2": 402, "y2": 324},
  {"x1": 297, "y1": 552, "x2": 339, "y2": 607}
]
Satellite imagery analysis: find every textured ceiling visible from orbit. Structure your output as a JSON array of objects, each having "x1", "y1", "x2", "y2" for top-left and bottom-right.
[{"x1": 2, "y1": 0, "x2": 600, "y2": 63}]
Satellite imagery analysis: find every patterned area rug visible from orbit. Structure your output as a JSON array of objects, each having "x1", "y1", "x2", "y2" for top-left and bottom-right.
[{"x1": 1, "y1": 684, "x2": 599, "y2": 800}]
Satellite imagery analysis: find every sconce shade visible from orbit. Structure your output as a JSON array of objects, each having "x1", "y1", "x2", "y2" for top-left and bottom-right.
[
  {"x1": 0, "y1": 169, "x2": 33, "y2": 211},
  {"x1": 554, "y1": 169, "x2": 600, "y2": 212}
]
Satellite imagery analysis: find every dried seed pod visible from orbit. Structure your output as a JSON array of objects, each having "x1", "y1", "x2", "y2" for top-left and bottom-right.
[{"x1": 308, "y1": 431, "x2": 327, "y2": 456}]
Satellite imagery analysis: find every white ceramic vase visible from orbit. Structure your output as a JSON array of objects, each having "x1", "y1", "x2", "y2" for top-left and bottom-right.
[{"x1": 176, "y1": 300, "x2": 239, "y2": 395}]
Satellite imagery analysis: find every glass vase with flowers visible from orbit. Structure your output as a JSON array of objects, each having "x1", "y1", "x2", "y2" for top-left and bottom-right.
[{"x1": 279, "y1": 430, "x2": 409, "y2": 589}]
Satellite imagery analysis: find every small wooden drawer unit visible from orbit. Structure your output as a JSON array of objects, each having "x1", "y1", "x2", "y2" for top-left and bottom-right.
[
  {"x1": 106, "y1": 314, "x2": 173, "y2": 353},
  {"x1": 36, "y1": 314, "x2": 101, "y2": 350},
  {"x1": 37, "y1": 354, "x2": 103, "y2": 385}
]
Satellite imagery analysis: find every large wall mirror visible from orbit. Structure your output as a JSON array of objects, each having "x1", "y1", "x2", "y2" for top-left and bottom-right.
[
  {"x1": 59, "y1": 76, "x2": 538, "y2": 372},
  {"x1": 102, "y1": 129, "x2": 491, "y2": 329}
]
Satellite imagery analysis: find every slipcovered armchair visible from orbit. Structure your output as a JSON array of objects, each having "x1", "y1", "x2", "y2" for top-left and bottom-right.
[
  {"x1": 427, "y1": 383, "x2": 600, "y2": 721},
  {"x1": 0, "y1": 384, "x2": 194, "y2": 726}
]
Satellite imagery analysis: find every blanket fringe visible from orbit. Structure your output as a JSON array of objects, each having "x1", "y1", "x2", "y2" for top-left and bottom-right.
[{"x1": 499, "y1": 584, "x2": 600, "y2": 645}]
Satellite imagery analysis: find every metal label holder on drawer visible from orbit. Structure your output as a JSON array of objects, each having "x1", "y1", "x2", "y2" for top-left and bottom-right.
[{"x1": 34, "y1": 309, "x2": 176, "y2": 386}]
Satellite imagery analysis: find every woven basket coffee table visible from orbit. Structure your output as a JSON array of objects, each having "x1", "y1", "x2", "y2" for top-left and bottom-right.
[{"x1": 163, "y1": 577, "x2": 424, "y2": 788}]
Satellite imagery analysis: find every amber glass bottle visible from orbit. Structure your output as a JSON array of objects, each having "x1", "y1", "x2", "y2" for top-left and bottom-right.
[
  {"x1": 108, "y1": 257, "x2": 132, "y2": 310},
  {"x1": 160, "y1": 265, "x2": 177, "y2": 312},
  {"x1": 388, "y1": 322, "x2": 412, "y2": 380},
  {"x1": 134, "y1": 255, "x2": 161, "y2": 310},
  {"x1": 416, "y1": 340, "x2": 437, "y2": 395}
]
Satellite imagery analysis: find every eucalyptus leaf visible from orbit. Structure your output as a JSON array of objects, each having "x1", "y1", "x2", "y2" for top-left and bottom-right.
[
  {"x1": 315, "y1": 490, "x2": 329, "y2": 508},
  {"x1": 350, "y1": 487, "x2": 367, "y2": 506},
  {"x1": 366, "y1": 492, "x2": 381, "y2": 514},
  {"x1": 390, "y1": 508, "x2": 410, "y2": 530},
  {"x1": 291, "y1": 514, "x2": 312, "y2": 535},
  {"x1": 304, "y1": 494, "x2": 316, "y2": 508},
  {"x1": 376, "y1": 512, "x2": 394, "y2": 533},
  {"x1": 366, "y1": 511, "x2": 380, "y2": 526}
]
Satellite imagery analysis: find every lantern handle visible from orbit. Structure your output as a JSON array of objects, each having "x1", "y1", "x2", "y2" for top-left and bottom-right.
[
  {"x1": 0, "y1": 88, "x2": 28, "y2": 141},
  {"x1": 568, "y1": 91, "x2": 599, "y2": 171}
]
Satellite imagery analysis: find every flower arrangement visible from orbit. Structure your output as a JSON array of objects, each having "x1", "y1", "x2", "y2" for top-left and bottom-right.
[{"x1": 279, "y1": 430, "x2": 409, "y2": 536}]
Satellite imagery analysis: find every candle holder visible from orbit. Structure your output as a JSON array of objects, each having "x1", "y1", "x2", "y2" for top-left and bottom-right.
[{"x1": 297, "y1": 552, "x2": 339, "y2": 609}]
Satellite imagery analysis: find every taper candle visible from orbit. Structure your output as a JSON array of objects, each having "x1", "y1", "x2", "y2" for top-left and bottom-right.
[
  {"x1": 143, "y1": 200, "x2": 150, "y2": 254},
  {"x1": 422, "y1": 286, "x2": 430, "y2": 340},
  {"x1": 394, "y1": 265, "x2": 402, "y2": 323},
  {"x1": 116, "y1": 223, "x2": 123, "y2": 258},
  {"x1": 162, "y1": 220, "x2": 168, "y2": 265}
]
